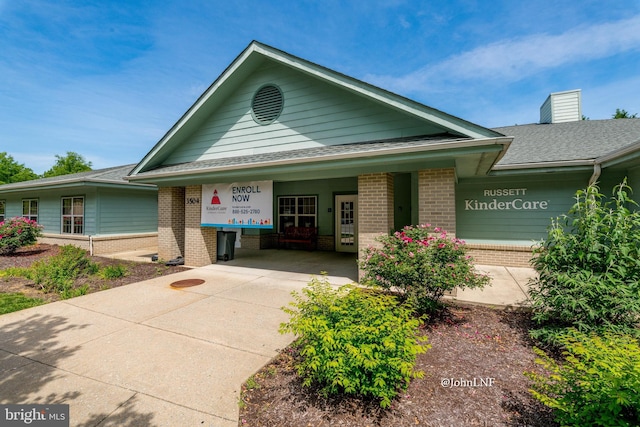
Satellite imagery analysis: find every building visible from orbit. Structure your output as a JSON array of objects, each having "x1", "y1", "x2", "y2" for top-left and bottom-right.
[
  {"x1": 124, "y1": 42, "x2": 640, "y2": 269},
  {"x1": 0, "y1": 165, "x2": 158, "y2": 254}
]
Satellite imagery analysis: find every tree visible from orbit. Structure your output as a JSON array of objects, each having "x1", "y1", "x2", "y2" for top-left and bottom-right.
[
  {"x1": 0, "y1": 152, "x2": 38, "y2": 184},
  {"x1": 612, "y1": 108, "x2": 638, "y2": 119},
  {"x1": 42, "y1": 152, "x2": 92, "y2": 178}
]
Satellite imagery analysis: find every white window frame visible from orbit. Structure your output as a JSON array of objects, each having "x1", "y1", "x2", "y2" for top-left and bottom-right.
[
  {"x1": 61, "y1": 196, "x2": 84, "y2": 234},
  {"x1": 22, "y1": 199, "x2": 38, "y2": 222},
  {"x1": 277, "y1": 195, "x2": 317, "y2": 233},
  {"x1": 0, "y1": 200, "x2": 5, "y2": 222}
]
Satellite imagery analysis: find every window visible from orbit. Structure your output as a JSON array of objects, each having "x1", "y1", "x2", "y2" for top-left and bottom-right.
[
  {"x1": 0, "y1": 200, "x2": 4, "y2": 222},
  {"x1": 22, "y1": 199, "x2": 38, "y2": 222},
  {"x1": 62, "y1": 197, "x2": 84, "y2": 234},
  {"x1": 278, "y1": 196, "x2": 317, "y2": 232}
]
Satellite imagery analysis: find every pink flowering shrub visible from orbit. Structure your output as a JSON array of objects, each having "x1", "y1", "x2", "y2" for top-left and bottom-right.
[
  {"x1": 0, "y1": 217, "x2": 43, "y2": 255},
  {"x1": 359, "y1": 224, "x2": 490, "y2": 313}
]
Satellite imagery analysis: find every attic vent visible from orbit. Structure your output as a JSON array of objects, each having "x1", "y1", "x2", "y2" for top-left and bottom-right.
[{"x1": 252, "y1": 85, "x2": 283, "y2": 125}]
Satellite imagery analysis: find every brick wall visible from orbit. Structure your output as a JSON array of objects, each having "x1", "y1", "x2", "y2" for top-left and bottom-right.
[
  {"x1": 158, "y1": 186, "x2": 185, "y2": 261},
  {"x1": 357, "y1": 173, "x2": 394, "y2": 251},
  {"x1": 241, "y1": 235, "x2": 261, "y2": 250},
  {"x1": 317, "y1": 235, "x2": 335, "y2": 251},
  {"x1": 418, "y1": 168, "x2": 456, "y2": 234},
  {"x1": 466, "y1": 243, "x2": 535, "y2": 267},
  {"x1": 184, "y1": 185, "x2": 217, "y2": 267},
  {"x1": 39, "y1": 234, "x2": 90, "y2": 251},
  {"x1": 39, "y1": 233, "x2": 157, "y2": 255}
]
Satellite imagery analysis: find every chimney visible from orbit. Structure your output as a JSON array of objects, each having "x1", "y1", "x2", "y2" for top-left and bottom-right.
[{"x1": 540, "y1": 89, "x2": 582, "y2": 124}]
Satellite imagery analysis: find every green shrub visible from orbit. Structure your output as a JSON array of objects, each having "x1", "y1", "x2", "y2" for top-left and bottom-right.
[
  {"x1": 100, "y1": 264, "x2": 129, "y2": 279},
  {"x1": 29, "y1": 245, "x2": 98, "y2": 298},
  {"x1": 279, "y1": 276, "x2": 429, "y2": 408},
  {"x1": 528, "y1": 179, "x2": 640, "y2": 343},
  {"x1": 526, "y1": 330, "x2": 640, "y2": 426},
  {"x1": 0, "y1": 217, "x2": 43, "y2": 255},
  {"x1": 359, "y1": 224, "x2": 490, "y2": 314}
]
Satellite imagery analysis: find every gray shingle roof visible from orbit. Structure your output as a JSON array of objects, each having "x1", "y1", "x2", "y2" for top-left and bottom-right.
[
  {"x1": 493, "y1": 119, "x2": 640, "y2": 166},
  {"x1": 133, "y1": 133, "x2": 471, "y2": 177},
  {"x1": 0, "y1": 164, "x2": 144, "y2": 192}
]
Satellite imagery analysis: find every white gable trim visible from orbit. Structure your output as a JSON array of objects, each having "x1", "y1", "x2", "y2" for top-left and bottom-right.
[{"x1": 131, "y1": 41, "x2": 501, "y2": 176}]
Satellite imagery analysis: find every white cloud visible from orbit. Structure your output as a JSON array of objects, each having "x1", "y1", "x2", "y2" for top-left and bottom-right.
[{"x1": 365, "y1": 14, "x2": 640, "y2": 94}]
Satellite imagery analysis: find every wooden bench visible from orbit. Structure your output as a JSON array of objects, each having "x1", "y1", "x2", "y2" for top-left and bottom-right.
[{"x1": 278, "y1": 226, "x2": 318, "y2": 250}]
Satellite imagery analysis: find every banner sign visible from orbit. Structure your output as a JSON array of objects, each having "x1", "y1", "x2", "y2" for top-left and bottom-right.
[{"x1": 201, "y1": 181, "x2": 273, "y2": 228}]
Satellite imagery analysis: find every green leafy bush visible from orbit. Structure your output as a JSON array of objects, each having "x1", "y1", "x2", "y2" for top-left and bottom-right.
[
  {"x1": 100, "y1": 264, "x2": 129, "y2": 279},
  {"x1": 0, "y1": 217, "x2": 43, "y2": 255},
  {"x1": 528, "y1": 179, "x2": 640, "y2": 343},
  {"x1": 359, "y1": 224, "x2": 490, "y2": 314},
  {"x1": 29, "y1": 245, "x2": 98, "y2": 298},
  {"x1": 526, "y1": 330, "x2": 640, "y2": 426},
  {"x1": 280, "y1": 276, "x2": 429, "y2": 408}
]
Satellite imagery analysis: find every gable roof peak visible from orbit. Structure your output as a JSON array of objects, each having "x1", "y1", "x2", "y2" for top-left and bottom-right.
[{"x1": 130, "y1": 42, "x2": 501, "y2": 176}]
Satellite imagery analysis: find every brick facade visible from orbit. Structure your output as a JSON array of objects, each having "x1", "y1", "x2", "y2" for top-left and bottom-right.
[
  {"x1": 39, "y1": 233, "x2": 157, "y2": 255},
  {"x1": 184, "y1": 185, "x2": 217, "y2": 267},
  {"x1": 418, "y1": 168, "x2": 456, "y2": 234},
  {"x1": 466, "y1": 243, "x2": 535, "y2": 268},
  {"x1": 357, "y1": 173, "x2": 394, "y2": 251},
  {"x1": 158, "y1": 186, "x2": 185, "y2": 261}
]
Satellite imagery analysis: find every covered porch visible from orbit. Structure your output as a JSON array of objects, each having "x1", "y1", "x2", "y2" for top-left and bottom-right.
[{"x1": 103, "y1": 247, "x2": 532, "y2": 307}]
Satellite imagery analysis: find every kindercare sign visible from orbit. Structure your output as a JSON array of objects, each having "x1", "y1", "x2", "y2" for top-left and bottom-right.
[
  {"x1": 201, "y1": 181, "x2": 273, "y2": 228},
  {"x1": 464, "y1": 188, "x2": 549, "y2": 211}
]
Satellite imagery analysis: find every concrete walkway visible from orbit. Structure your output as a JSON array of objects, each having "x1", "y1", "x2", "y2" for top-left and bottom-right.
[
  {"x1": 0, "y1": 249, "x2": 533, "y2": 426},
  {"x1": 0, "y1": 255, "x2": 353, "y2": 427}
]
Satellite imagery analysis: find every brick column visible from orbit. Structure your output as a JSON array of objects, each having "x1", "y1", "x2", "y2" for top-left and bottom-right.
[
  {"x1": 358, "y1": 173, "x2": 394, "y2": 252},
  {"x1": 184, "y1": 185, "x2": 217, "y2": 267},
  {"x1": 158, "y1": 187, "x2": 185, "y2": 261},
  {"x1": 418, "y1": 168, "x2": 456, "y2": 235}
]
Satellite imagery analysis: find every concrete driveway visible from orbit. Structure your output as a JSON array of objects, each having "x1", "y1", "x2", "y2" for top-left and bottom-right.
[{"x1": 0, "y1": 252, "x2": 355, "y2": 427}]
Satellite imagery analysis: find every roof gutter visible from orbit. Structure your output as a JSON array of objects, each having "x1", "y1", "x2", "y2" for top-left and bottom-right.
[
  {"x1": 0, "y1": 179, "x2": 155, "y2": 194},
  {"x1": 492, "y1": 159, "x2": 595, "y2": 171},
  {"x1": 594, "y1": 140, "x2": 640, "y2": 168},
  {"x1": 127, "y1": 137, "x2": 512, "y2": 182}
]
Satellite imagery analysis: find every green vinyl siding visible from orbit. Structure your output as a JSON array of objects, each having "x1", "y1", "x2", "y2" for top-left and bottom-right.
[
  {"x1": 456, "y1": 173, "x2": 592, "y2": 241},
  {"x1": 164, "y1": 62, "x2": 449, "y2": 166},
  {"x1": 0, "y1": 188, "x2": 98, "y2": 235},
  {"x1": 628, "y1": 166, "x2": 640, "y2": 209},
  {"x1": 0, "y1": 186, "x2": 156, "y2": 237},
  {"x1": 394, "y1": 173, "x2": 412, "y2": 231},
  {"x1": 96, "y1": 188, "x2": 157, "y2": 234}
]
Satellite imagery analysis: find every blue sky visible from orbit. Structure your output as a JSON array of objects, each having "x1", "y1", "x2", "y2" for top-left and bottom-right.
[{"x1": 1, "y1": 1, "x2": 639, "y2": 174}]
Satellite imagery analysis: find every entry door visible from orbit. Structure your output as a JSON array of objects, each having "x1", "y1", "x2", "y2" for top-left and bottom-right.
[{"x1": 335, "y1": 195, "x2": 358, "y2": 253}]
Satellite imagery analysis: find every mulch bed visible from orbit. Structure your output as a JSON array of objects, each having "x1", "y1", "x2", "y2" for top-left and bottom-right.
[
  {"x1": 0, "y1": 244, "x2": 189, "y2": 303},
  {"x1": 239, "y1": 305, "x2": 557, "y2": 426}
]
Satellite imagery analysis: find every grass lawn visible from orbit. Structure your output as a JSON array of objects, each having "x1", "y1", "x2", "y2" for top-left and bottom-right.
[{"x1": 0, "y1": 292, "x2": 45, "y2": 315}]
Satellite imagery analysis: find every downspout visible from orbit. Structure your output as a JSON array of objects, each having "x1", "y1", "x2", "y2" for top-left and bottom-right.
[
  {"x1": 588, "y1": 163, "x2": 602, "y2": 186},
  {"x1": 89, "y1": 235, "x2": 94, "y2": 256}
]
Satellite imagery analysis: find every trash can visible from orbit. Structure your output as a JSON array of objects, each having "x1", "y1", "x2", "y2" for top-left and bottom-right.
[{"x1": 217, "y1": 231, "x2": 237, "y2": 261}]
